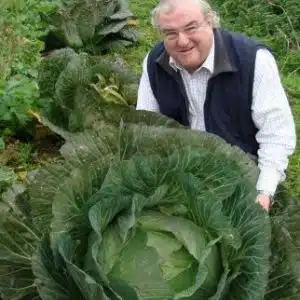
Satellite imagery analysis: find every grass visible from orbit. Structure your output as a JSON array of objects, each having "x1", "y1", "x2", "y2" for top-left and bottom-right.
[
  {"x1": 122, "y1": 0, "x2": 159, "y2": 73},
  {"x1": 282, "y1": 76, "x2": 300, "y2": 197},
  {"x1": 0, "y1": 24, "x2": 15, "y2": 82}
]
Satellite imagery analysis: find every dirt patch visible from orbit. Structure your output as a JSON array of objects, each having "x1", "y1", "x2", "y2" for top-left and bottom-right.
[{"x1": 0, "y1": 132, "x2": 64, "y2": 169}]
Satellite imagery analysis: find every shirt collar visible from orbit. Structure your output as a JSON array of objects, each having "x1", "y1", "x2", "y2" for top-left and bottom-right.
[{"x1": 169, "y1": 36, "x2": 215, "y2": 74}]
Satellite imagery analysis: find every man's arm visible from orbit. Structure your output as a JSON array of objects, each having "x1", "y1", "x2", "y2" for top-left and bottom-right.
[
  {"x1": 136, "y1": 53, "x2": 160, "y2": 112},
  {"x1": 252, "y1": 48, "x2": 296, "y2": 209}
]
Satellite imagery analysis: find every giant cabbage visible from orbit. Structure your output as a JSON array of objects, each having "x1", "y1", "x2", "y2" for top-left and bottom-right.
[
  {"x1": 1, "y1": 120, "x2": 300, "y2": 300},
  {"x1": 37, "y1": 49, "x2": 140, "y2": 133},
  {"x1": 40, "y1": 0, "x2": 139, "y2": 54}
]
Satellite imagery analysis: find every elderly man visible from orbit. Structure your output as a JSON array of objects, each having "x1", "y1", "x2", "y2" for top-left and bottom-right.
[{"x1": 136, "y1": 0, "x2": 296, "y2": 211}]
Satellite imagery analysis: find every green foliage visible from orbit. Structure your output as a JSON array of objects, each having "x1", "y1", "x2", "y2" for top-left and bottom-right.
[
  {"x1": 0, "y1": 0, "x2": 53, "y2": 140},
  {"x1": 0, "y1": 185, "x2": 40, "y2": 299},
  {"x1": 37, "y1": 49, "x2": 140, "y2": 132},
  {"x1": 120, "y1": 0, "x2": 158, "y2": 74},
  {"x1": 212, "y1": 0, "x2": 300, "y2": 74},
  {"x1": 0, "y1": 76, "x2": 39, "y2": 137},
  {"x1": 40, "y1": 0, "x2": 139, "y2": 54},
  {"x1": 267, "y1": 190, "x2": 300, "y2": 299},
  {"x1": 282, "y1": 75, "x2": 300, "y2": 197},
  {"x1": 0, "y1": 0, "x2": 59, "y2": 80},
  {"x1": 0, "y1": 167, "x2": 17, "y2": 194}
]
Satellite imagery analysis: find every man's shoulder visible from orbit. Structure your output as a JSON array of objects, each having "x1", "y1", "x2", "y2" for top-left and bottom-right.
[
  {"x1": 220, "y1": 29, "x2": 257, "y2": 44},
  {"x1": 148, "y1": 41, "x2": 165, "y2": 60},
  {"x1": 219, "y1": 28, "x2": 271, "y2": 51}
]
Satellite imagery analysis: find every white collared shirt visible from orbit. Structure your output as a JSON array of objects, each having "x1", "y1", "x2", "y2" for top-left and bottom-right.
[
  {"x1": 168, "y1": 37, "x2": 215, "y2": 130},
  {"x1": 136, "y1": 40, "x2": 296, "y2": 195}
]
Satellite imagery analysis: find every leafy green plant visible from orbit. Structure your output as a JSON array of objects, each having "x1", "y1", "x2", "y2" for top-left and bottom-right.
[
  {"x1": 0, "y1": 0, "x2": 48, "y2": 80},
  {"x1": 0, "y1": 76, "x2": 39, "y2": 138},
  {"x1": 0, "y1": 167, "x2": 17, "y2": 194},
  {"x1": 37, "y1": 49, "x2": 139, "y2": 132},
  {"x1": 40, "y1": 0, "x2": 139, "y2": 55},
  {"x1": 1, "y1": 120, "x2": 300, "y2": 300},
  {"x1": 0, "y1": 0, "x2": 56, "y2": 141}
]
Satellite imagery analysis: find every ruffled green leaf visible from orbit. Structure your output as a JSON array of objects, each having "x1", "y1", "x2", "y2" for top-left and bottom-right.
[
  {"x1": 51, "y1": 161, "x2": 111, "y2": 243},
  {"x1": 32, "y1": 235, "x2": 84, "y2": 300},
  {"x1": 97, "y1": 21, "x2": 128, "y2": 36},
  {"x1": 57, "y1": 235, "x2": 110, "y2": 300}
]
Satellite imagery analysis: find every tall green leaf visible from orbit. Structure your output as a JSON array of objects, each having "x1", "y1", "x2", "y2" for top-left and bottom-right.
[{"x1": 0, "y1": 211, "x2": 40, "y2": 300}]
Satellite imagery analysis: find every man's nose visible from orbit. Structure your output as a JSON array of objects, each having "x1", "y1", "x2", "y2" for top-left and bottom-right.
[{"x1": 176, "y1": 32, "x2": 189, "y2": 47}]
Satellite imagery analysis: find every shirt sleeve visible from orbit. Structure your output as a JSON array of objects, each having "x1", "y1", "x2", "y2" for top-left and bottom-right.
[
  {"x1": 252, "y1": 48, "x2": 296, "y2": 195},
  {"x1": 136, "y1": 53, "x2": 160, "y2": 112}
]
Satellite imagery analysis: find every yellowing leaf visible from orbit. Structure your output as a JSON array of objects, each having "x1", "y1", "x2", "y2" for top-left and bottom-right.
[
  {"x1": 127, "y1": 19, "x2": 139, "y2": 26},
  {"x1": 17, "y1": 171, "x2": 27, "y2": 182},
  {"x1": 27, "y1": 109, "x2": 42, "y2": 122}
]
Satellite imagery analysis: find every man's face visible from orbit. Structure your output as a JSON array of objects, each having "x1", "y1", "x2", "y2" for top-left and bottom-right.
[{"x1": 157, "y1": 1, "x2": 214, "y2": 71}]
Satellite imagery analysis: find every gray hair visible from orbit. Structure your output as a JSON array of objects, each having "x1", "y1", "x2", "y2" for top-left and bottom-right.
[{"x1": 151, "y1": 0, "x2": 220, "y2": 29}]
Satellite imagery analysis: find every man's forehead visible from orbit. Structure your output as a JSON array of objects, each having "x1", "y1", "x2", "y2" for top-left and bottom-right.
[
  {"x1": 158, "y1": 5, "x2": 204, "y2": 29},
  {"x1": 160, "y1": 20, "x2": 199, "y2": 31}
]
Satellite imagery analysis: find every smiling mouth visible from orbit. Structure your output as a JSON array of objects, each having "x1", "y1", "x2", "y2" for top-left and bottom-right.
[{"x1": 180, "y1": 47, "x2": 194, "y2": 53}]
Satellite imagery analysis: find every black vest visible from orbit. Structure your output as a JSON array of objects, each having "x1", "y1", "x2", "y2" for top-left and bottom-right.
[{"x1": 147, "y1": 29, "x2": 268, "y2": 156}]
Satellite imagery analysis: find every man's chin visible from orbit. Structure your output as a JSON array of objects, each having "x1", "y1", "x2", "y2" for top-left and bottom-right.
[{"x1": 180, "y1": 60, "x2": 201, "y2": 71}]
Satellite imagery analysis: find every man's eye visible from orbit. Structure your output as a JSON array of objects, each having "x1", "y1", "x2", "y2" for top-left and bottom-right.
[
  {"x1": 185, "y1": 26, "x2": 197, "y2": 32},
  {"x1": 166, "y1": 32, "x2": 177, "y2": 38}
]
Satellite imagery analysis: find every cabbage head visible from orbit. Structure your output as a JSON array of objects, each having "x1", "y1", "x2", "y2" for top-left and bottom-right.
[
  {"x1": 41, "y1": 125, "x2": 271, "y2": 299},
  {"x1": 1, "y1": 122, "x2": 300, "y2": 300},
  {"x1": 37, "y1": 50, "x2": 141, "y2": 133},
  {"x1": 40, "y1": 0, "x2": 139, "y2": 54}
]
